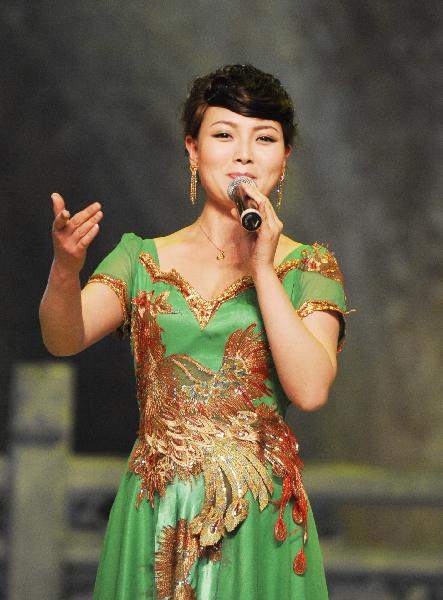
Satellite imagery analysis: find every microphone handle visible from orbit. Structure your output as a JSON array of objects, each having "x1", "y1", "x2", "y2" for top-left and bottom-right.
[
  {"x1": 233, "y1": 190, "x2": 262, "y2": 231},
  {"x1": 241, "y1": 208, "x2": 262, "y2": 232}
]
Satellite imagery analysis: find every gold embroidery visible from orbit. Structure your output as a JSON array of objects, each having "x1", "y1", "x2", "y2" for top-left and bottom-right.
[
  {"x1": 139, "y1": 252, "x2": 254, "y2": 330},
  {"x1": 129, "y1": 290, "x2": 308, "y2": 573},
  {"x1": 155, "y1": 519, "x2": 199, "y2": 600},
  {"x1": 278, "y1": 243, "x2": 344, "y2": 284},
  {"x1": 155, "y1": 519, "x2": 222, "y2": 599},
  {"x1": 297, "y1": 299, "x2": 352, "y2": 352},
  {"x1": 139, "y1": 244, "x2": 343, "y2": 329},
  {"x1": 206, "y1": 541, "x2": 222, "y2": 563},
  {"x1": 299, "y1": 242, "x2": 344, "y2": 284},
  {"x1": 87, "y1": 274, "x2": 130, "y2": 332}
]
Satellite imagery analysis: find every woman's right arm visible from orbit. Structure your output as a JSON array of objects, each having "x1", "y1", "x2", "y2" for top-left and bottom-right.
[{"x1": 39, "y1": 193, "x2": 123, "y2": 356}]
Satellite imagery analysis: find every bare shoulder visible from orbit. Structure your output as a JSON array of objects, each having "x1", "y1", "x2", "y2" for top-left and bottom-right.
[
  {"x1": 153, "y1": 226, "x2": 197, "y2": 271},
  {"x1": 275, "y1": 234, "x2": 303, "y2": 263},
  {"x1": 153, "y1": 226, "x2": 192, "y2": 251}
]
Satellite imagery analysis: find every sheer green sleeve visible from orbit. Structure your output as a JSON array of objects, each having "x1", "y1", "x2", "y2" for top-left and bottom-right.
[
  {"x1": 290, "y1": 243, "x2": 350, "y2": 351},
  {"x1": 87, "y1": 233, "x2": 142, "y2": 333}
]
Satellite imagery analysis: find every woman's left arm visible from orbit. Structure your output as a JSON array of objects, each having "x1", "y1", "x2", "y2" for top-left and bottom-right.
[
  {"x1": 254, "y1": 266, "x2": 340, "y2": 411},
  {"x1": 242, "y1": 183, "x2": 340, "y2": 411}
]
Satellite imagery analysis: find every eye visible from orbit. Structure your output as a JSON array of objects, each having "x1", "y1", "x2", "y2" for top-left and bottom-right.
[
  {"x1": 257, "y1": 135, "x2": 276, "y2": 143},
  {"x1": 213, "y1": 132, "x2": 232, "y2": 139}
]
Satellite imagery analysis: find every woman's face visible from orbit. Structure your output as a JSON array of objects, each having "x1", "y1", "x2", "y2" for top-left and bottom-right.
[{"x1": 185, "y1": 106, "x2": 291, "y2": 206}]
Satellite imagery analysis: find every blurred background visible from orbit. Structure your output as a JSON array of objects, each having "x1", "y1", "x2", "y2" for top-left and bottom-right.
[{"x1": 1, "y1": 1, "x2": 442, "y2": 599}]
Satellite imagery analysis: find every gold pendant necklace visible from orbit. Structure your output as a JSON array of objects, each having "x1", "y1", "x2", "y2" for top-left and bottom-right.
[{"x1": 197, "y1": 220, "x2": 225, "y2": 260}]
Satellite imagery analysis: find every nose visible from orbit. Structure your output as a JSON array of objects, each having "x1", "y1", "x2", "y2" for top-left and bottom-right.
[{"x1": 233, "y1": 139, "x2": 253, "y2": 164}]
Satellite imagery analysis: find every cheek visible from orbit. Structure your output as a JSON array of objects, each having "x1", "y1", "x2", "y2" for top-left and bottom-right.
[
  {"x1": 259, "y1": 159, "x2": 284, "y2": 195},
  {"x1": 196, "y1": 145, "x2": 222, "y2": 190},
  {"x1": 199, "y1": 141, "x2": 227, "y2": 167},
  {"x1": 198, "y1": 145, "x2": 231, "y2": 187}
]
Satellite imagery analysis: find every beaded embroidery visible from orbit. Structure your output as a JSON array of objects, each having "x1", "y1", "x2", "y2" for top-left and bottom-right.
[
  {"x1": 87, "y1": 274, "x2": 130, "y2": 332},
  {"x1": 139, "y1": 242, "x2": 344, "y2": 330},
  {"x1": 155, "y1": 519, "x2": 200, "y2": 600},
  {"x1": 139, "y1": 253, "x2": 254, "y2": 329},
  {"x1": 299, "y1": 242, "x2": 344, "y2": 284},
  {"x1": 297, "y1": 299, "x2": 351, "y2": 352},
  {"x1": 155, "y1": 518, "x2": 221, "y2": 600}
]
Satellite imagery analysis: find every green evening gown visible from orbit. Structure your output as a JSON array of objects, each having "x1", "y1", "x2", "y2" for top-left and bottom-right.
[{"x1": 88, "y1": 233, "x2": 348, "y2": 600}]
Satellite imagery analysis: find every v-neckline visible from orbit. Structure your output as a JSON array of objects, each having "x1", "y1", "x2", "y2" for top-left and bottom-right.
[
  {"x1": 138, "y1": 240, "x2": 306, "y2": 330},
  {"x1": 151, "y1": 239, "x2": 305, "y2": 301}
]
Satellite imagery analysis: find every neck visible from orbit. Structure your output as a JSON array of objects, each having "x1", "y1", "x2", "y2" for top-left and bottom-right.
[{"x1": 195, "y1": 200, "x2": 242, "y2": 248}]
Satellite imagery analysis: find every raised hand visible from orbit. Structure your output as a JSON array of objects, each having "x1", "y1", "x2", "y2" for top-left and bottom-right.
[
  {"x1": 231, "y1": 183, "x2": 283, "y2": 274},
  {"x1": 51, "y1": 192, "x2": 103, "y2": 274}
]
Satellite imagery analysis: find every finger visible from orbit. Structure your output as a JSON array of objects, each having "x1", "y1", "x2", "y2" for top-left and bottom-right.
[
  {"x1": 230, "y1": 207, "x2": 239, "y2": 221},
  {"x1": 257, "y1": 203, "x2": 269, "y2": 230},
  {"x1": 53, "y1": 211, "x2": 71, "y2": 232},
  {"x1": 265, "y1": 201, "x2": 284, "y2": 237},
  {"x1": 53, "y1": 208, "x2": 72, "y2": 232},
  {"x1": 241, "y1": 183, "x2": 267, "y2": 206},
  {"x1": 51, "y1": 193, "x2": 71, "y2": 232},
  {"x1": 256, "y1": 194, "x2": 269, "y2": 224},
  {"x1": 69, "y1": 202, "x2": 102, "y2": 230},
  {"x1": 76, "y1": 210, "x2": 104, "y2": 237},
  {"x1": 240, "y1": 184, "x2": 269, "y2": 222},
  {"x1": 78, "y1": 223, "x2": 100, "y2": 249},
  {"x1": 263, "y1": 197, "x2": 278, "y2": 227}
]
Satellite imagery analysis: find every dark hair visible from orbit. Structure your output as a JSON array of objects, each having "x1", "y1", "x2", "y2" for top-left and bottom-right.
[{"x1": 182, "y1": 64, "x2": 296, "y2": 148}]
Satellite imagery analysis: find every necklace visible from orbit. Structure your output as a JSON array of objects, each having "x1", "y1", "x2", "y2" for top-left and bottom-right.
[{"x1": 197, "y1": 220, "x2": 225, "y2": 260}]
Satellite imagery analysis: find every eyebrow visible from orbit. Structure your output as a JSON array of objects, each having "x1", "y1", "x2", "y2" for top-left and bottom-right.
[{"x1": 209, "y1": 120, "x2": 279, "y2": 132}]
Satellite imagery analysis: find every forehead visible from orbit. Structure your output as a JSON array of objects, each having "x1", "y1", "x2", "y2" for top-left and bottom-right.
[{"x1": 201, "y1": 106, "x2": 282, "y2": 132}]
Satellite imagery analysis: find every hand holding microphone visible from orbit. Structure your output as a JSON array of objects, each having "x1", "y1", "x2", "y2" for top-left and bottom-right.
[{"x1": 227, "y1": 176, "x2": 262, "y2": 231}]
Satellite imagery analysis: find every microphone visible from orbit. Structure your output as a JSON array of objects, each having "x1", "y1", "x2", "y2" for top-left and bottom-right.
[{"x1": 227, "y1": 176, "x2": 262, "y2": 231}]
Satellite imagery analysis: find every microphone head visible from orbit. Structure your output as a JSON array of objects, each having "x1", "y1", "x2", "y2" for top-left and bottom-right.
[{"x1": 227, "y1": 176, "x2": 257, "y2": 200}]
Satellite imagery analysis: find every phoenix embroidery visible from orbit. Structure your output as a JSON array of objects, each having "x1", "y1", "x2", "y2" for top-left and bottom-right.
[{"x1": 129, "y1": 289, "x2": 308, "y2": 574}]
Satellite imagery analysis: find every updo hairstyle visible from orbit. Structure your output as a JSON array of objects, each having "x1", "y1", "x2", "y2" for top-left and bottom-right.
[{"x1": 181, "y1": 64, "x2": 297, "y2": 148}]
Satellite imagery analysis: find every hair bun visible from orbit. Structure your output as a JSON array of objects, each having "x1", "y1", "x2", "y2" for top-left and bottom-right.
[{"x1": 204, "y1": 75, "x2": 233, "y2": 103}]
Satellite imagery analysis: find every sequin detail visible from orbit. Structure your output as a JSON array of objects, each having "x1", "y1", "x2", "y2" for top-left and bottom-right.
[
  {"x1": 129, "y1": 289, "x2": 308, "y2": 573},
  {"x1": 87, "y1": 274, "x2": 130, "y2": 332},
  {"x1": 155, "y1": 519, "x2": 199, "y2": 600},
  {"x1": 139, "y1": 252, "x2": 255, "y2": 329},
  {"x1": 139, "y1": 244, "x2": 343, "y2": 329},
  {"x1": 297, "y1": 299, "x2": 352, "y2": 352},
  {"x1": 299, "y1": 242, "x2": 344, "y2": 284}
]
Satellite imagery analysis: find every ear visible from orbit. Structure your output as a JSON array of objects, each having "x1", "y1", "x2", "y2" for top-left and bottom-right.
[
  {"x1": 185, "y1": 135, "x2": 198, "y2": 164},
  {"x1": 283, "y1": 145, "x2": 292, "y2": 162}
]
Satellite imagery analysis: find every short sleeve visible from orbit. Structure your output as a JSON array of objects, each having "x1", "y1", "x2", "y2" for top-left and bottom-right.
[
  {"x1": 87, "y1": 233, "x2": 142, "y2": 334},
  {"x1": 290, "y1": 243, "x2": 350, "y2": 352}
]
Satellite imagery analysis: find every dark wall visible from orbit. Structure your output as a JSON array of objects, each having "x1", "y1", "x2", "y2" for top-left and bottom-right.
[{"x1": 1, "y1": 2, "x2": 442, "y2": 465}]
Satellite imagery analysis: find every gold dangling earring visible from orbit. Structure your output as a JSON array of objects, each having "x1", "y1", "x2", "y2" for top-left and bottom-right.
[
  {"x1": 276, "y1": 168, "x2": 286, "y2": 211},
  {"x1": 189, "y1": 164, "x2": 198, "y2": 205}
]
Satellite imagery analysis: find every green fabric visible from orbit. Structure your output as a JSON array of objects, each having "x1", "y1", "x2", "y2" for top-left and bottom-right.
[{"x1": 92, "y1": 234, "x2": 347, "y2": 599}]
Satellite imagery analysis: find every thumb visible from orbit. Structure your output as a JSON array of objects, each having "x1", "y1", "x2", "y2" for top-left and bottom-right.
[{"x1": 51, "y1": 192, "x2": 65, "y2": 218}]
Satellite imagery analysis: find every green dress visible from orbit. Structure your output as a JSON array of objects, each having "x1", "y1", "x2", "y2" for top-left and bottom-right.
[{"x1": 88, "y1": 234, "x2": 348, "y2": 600}]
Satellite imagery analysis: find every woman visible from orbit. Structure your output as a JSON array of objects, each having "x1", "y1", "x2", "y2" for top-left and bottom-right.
[{"x1": 40, "y1": 64, "x2": 348, "y2": 599}]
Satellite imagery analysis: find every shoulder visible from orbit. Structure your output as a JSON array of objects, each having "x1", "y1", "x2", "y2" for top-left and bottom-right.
[
  {"x1": 117, "y1": 232, "x2": 156, "y2": 255},
  {"x1": 118, "y1": 232, "x2": 143, "y2": 248},
  {"x1": 152, "y1": 226, "x2": 196, "y2": 271},
  {"x1": 153, "y1": 226, "x2": 192, "y2": 251},
  {"x1": 275, "y1": 234, "x2": 304, "y2": 263},
  {"x1": 298, "y1": 242, "x2": 344, "y2": 285}
]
